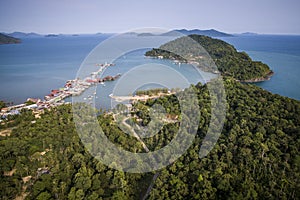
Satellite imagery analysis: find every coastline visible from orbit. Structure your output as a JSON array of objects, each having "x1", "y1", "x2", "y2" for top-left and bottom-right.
[
  {"x1": 147, "y1": 55, "x2": 275, "y2": 83},
  {"x1": 110, "y1": 91, "x2": 175, "y2": 102},
  {"x1": 238, "y1": 70, "x2": 274, "y2": 83},
  {"x1": 0, "y1": 63, "x2": 119, "y2": 118}
]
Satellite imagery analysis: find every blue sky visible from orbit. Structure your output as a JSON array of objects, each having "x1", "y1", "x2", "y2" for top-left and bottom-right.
[{"x1": 0, "y1": 0, "x2": 299, "y2": 34}]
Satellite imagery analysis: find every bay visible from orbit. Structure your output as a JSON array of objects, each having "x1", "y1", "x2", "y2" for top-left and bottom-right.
[{"x1": 0, "y1": 34, "x2": 299, "y2": 108}]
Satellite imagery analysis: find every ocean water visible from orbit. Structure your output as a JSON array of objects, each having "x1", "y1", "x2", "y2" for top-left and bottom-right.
[
  {"x1": 82, "y1": 48, "x2": 216, "y2": 109},
  {"x1": 71, "y1": 34, "x2": 217, "y2": 109},
  {"x1": 0, "y1": 35, "x2": 109, "y2": 104},
  {"x1": 0, "y1": 34, "x2": 299, "y2": 108},
  {"x1": 0, "y1": 34, "x2": 215, "y2": 109},
  {"x1": 220, "y1": 35, "x2": 300, "y2": 100}
]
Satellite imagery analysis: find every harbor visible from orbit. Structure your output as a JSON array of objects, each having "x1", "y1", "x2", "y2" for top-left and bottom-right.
[{"x1": 0, "y1": 63, "x2": 120, "y2": 119}]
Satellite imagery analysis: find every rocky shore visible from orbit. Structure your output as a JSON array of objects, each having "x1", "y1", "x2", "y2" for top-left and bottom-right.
[{"x1": 239, "y1": 71, "x2": 274, "y2": 83}]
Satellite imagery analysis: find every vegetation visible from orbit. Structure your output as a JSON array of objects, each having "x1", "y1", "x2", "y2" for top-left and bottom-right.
[
  {"x1": 1, "y1": 80, "x2": 299, "y2": 199},
  {"x1": 135, "y1": 88, "x2": 169, "y2": 96},
  {"x1": 0, "y1": 33, "x2": 21, "y2": 44},
  {"x1": 0, "y1": 101, "x2": 6, "y2": 110},
  {"x1": 0, "y1": 105, "x2": 151, "y2": 199},
  {"x1": 146, "y1": 80, "x2": 300, "y2": 199},
  {"x1": 25, "y1": 100, "x2": 36, "y2": 106},
  {"x1": 145, "y1": 35, "x2": 273, "y2": 81}
]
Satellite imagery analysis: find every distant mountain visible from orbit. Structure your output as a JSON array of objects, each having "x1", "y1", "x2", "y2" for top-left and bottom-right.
[
  {"x1": 123, "y1": 32, "x2": 138, "y2": 35},
  {"x1": 240, "y1": 32, "x2": 259, "y2": 36},
  {"x1": 0, "y1": 33, "x2": 21, "y2": 44},
  {"x1": 8, "y1": 32, "x2": 42, "y2": 38},
  {"x1": 160, "y1": 29, "x2": 233, "y2": 37},
  {"x1": 137, "y1": 32, "x2": 156, "y2": 36}
]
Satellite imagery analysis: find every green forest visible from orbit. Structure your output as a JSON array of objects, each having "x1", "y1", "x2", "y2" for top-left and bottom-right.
[
  {"x1": 1, "y1": 79, "x2": 299, "y2": 199},
  {"x1": 145, "y1": 35, "x2": 273, "y2": 81}
]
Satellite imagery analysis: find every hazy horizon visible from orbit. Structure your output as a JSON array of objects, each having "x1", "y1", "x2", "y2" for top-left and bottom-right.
[
  {"x1": 0, "y1": 0, "x2": 300, "y2": 35},
  {"x1": 2, "y1": 29, "x2": 300, "y2": 36}
]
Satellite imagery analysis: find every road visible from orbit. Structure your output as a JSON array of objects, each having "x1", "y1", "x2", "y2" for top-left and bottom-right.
[{"x1": 118, "y1": 115, "x2": 160, "y2": 200}]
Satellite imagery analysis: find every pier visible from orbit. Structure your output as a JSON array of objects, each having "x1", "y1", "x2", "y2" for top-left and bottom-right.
[{"x1": 0, "y1": 63, "x2": 119, "y2": 118}]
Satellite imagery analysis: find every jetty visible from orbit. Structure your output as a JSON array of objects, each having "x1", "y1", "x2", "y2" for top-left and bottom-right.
[{"x1": 0, "y1": 63, "x2": 119, "y2": 118}]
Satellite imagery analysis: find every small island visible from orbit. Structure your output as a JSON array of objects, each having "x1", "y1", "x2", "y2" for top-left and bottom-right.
[
  {"x1": 145, "y1": 34, "x2": 273, "y2": 82},
  {"x1": 0, "y1": 33, "x2": 21, "y2": 45},
  {"x1": 45, "y1": 34, "x2": 59, "y2": 37}
]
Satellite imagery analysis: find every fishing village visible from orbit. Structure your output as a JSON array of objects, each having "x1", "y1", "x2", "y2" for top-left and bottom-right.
[{"x1": 0, "y1": 63, "x2": 119, "y2": 120}]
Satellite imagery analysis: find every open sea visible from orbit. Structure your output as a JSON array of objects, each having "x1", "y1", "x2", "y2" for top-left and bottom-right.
[{"x1": 0, "y1": 34, "x2": 299, "y2": 109}]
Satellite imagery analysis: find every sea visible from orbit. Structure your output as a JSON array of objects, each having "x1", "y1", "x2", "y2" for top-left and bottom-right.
[
  {"x1": 220, "y1": 34, "x2": 300, "y2": 100},
  {"x1": 0, "y1": 34, "x2": 299, "y2": 110}
]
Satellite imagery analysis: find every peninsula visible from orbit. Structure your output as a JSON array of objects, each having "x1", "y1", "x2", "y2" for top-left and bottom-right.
[{"x1": 145, "y1": 34, "x2": 273, "y2": 82}]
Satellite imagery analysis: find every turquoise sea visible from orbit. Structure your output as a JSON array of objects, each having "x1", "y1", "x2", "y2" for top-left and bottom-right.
[{"x1": 0, "y1": 34, "x2": 299, "y2": 108}]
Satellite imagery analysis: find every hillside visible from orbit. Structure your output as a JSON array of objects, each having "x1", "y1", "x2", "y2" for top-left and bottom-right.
[
  {"x1": 145, "y1": 34, "x2": 273, "y2": 81},
  {"x1": 0, "y1": 80, "x2": 299, "y2": 199},
  {"x1": 0, "y1": 33, "x2": 21, "y2": 44}
]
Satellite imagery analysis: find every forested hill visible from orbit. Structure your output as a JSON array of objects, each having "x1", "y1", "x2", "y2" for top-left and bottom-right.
[
  {"x1": 1, "y1": 80, "x2": 299, "y2": 199},
  {"x1": 0, "y1": 33, "x2": 21, "y2": 44},
  {"x1": 145, "y1": 35, "x2": 273, "y2": 82}
]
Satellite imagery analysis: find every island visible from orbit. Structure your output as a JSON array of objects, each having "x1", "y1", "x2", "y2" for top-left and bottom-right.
[
  {"x1": 0, "y1": 33, "x2": 21, "y2": 44},
  {"x1": 145, "y1": 34, "x2": 274, "y2": 82},
  {"x1": 45, "y1": 34, "x2": 59, "y2": 37},
  {"x1": 160, "y1": 29, "x2": 233, "y2": 37}
]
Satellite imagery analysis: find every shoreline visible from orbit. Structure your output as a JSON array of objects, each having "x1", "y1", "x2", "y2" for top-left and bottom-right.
[
  {"x1": 238, "y1": 71, "x2": 274, "y2": 83},
  {"x1": 109, "y1": 91, "x2": 176, "y2": 102}
]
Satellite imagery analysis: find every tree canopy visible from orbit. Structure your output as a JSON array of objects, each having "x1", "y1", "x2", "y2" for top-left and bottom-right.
[{"x1": 0, "y1": 79, "x2": 299, "y2": 199}]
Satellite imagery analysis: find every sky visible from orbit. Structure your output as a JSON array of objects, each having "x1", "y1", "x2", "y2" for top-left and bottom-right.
[{"x1": 0, "y1": 0, "x2": 299, "y2": 35}]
